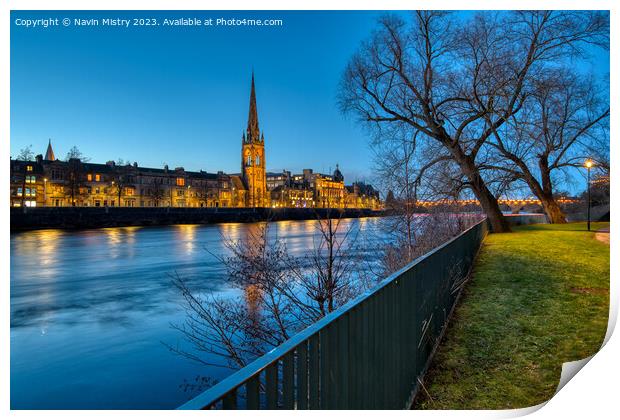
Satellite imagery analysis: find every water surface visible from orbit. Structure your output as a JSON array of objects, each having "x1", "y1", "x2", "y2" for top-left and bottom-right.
[{"x1": 10, "y1": 218, "x2": 387, "y2": 409}]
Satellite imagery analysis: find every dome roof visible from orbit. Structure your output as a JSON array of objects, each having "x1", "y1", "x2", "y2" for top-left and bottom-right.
[{"x1": 333, "y1": 164, "x2": 344, "y2": 183}]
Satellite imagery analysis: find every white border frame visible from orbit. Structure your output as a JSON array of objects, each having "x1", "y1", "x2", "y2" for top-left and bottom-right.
[{"x1": 2, "y1": 2, "x2": 616, "y2": 420}]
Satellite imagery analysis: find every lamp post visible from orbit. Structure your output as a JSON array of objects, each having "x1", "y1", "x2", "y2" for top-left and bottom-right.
[
  {"x1": 585, "y1": 159, "x2": 593, "y2": 231},
  {"x1": 43, "y1": 178, "x2": 48, "y2": 206}
]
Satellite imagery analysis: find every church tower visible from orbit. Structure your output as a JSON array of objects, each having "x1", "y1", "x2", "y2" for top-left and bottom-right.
[{"x1": 241, "y1": 73, "x2": 267, "y2": 207}]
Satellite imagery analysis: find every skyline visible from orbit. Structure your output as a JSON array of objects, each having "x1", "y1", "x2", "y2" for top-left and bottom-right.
[{"x1": 10, "y1": 10, "x2": 609, "y2": 190}]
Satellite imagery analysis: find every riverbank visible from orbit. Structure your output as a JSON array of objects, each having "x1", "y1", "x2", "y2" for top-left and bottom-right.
[
  {"x1": 414, "y1": 222, "x2": 610, "y2": 409},
  {"x1": 10, "y1": 207, "x2": 383, "y2": 231}
]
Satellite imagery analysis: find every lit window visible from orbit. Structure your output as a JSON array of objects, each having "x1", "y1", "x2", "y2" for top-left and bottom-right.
[
  {"x1": 25, "y1": 200, "x2": 36, "y2": 207},
  {"x1": 176, "y1": 178, "x2": 185, "y2": 187},
  {"x1": 95, "y1": 174, "x2": 101, "y2": 182},
  {"x1": 26, "y1": 165, "x2": 33, "y2": 172},
  {"x1": 16, "y1": 187, "x2": 23, "y2": 196},
  {"x1": 125, "y1": 187, "x2": 135, "y2": 196},
  {"x1": 25, "y1": 175, "x2": 36, "y2": 184},
  {"x1": 87, "y1": 174, "x2": 93, "y2": 181}
]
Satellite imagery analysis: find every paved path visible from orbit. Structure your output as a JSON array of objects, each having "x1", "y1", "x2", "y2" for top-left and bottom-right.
[{"x1": 595, "y1": 227, "x2": 610, "y2": 245}]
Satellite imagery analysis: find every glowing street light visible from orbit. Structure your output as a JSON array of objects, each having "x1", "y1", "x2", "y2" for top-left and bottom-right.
[{"x1": 584, "y1": 159, "x2": 594, "y2": 231}]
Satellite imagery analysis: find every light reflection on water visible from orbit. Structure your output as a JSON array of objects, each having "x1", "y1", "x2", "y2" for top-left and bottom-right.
[{"x1": 10, "y1": 217, "x2": 387, "y2": 409}]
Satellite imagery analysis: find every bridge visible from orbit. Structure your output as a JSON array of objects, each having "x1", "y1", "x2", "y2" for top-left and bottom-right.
[{"x1": 415, "y1": 197, "x2": 579, "y2": 214}]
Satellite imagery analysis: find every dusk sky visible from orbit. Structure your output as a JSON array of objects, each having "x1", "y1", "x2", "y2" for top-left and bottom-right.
[
  {"x1": 11, "y1": 10, "x2": 609, "y2": 186},
  {"x1": 10, "y1": 10, "x2": 394, "y2": 183}
]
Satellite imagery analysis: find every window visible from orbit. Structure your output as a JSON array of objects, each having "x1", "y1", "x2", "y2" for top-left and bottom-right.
[
  {"x1": 255, "y1": 155, "x2": 260, "y2": 166},
  {"x1": 25, "y1": 175, "x2": 36, "y2": 184},
  {"x1": 95, "y1": 188, "x2": 100, "y2": 194},
  {"x1": 51, "y1": 169, "x2": 62, "y2": 180},
  {"x1": 246, "y1": 155, "x2": 252, "y2": 166},
  {"x1": 125, "y1": 187, "x2": 135, "y2": 196},
  {"x1": 177, "y1": 189, "x2": 185, "y2": 197},
  {"x1": 176, "y1": 177, "x2": 185, "y2": 187},
  {"x1": 16, "y1": 187, "x2": 23, "y2": 197},
  {"x1": 95, "y1": 174, "x2": 101, "y2": 182},
  {"x1": 24, "y1": 200, "x2": 36, "y2": 207},
  {"x1": 25, "y1": 188, "x2": 36, "y2": 197},
  {"x1": 26, "y1": 165, "x2": 33, "y2": 172},
  {"x1": 87, "y1": 174, "x2": 93, "y2": 181}
]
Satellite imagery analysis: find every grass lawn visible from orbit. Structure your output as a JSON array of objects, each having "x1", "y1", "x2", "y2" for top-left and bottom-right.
[{"x1": 415, "y1": 222, "x2": 610, "y2": 409}]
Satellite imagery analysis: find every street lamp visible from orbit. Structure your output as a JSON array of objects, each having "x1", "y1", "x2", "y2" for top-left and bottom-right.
[
  {"x1": 43, "y1": 178, "x2": 48, "y2": 205},
  {"x1": 584, "y1": 159, "x2": 594, "y2": 231}
]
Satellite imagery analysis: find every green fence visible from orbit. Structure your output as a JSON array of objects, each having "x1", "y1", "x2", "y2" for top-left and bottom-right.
[{"x1": 178, "y1": 219, "x2": 489, "y2": 410}]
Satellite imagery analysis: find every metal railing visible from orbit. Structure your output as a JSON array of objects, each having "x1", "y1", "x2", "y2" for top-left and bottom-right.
[{"x1": 178, "y1": 219, "x2": 488, "y2": 410}]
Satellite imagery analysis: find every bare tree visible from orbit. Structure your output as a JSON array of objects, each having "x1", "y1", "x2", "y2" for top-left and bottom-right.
[
  {"x1": 168, "y1": 223, "x2": 294, "y2": 369},
  {"x1": 339, "y1": 11, "x2": 608, "y2": 232},
  {"x1": 287, "y1": 210, "x2": 362, "y2": 316},
  {"x1": 61, "y1": 146, "x2": 91, "y2": 206},
  {"x1": 109, "y1": 160, "x2": 132, "y2": 207},
  {"x1": 372, "y1": 128, "x2": 421, "y2": 259},
  {"x1": 488, "y1": 72, "x2": 609, "y2": 223},
  {"x1": 168, "y1": 214, "x2": 363, "y2": 372},
  {"x1": 65, "y1": 145, "x2": 90, "y2": 162},
  {"x1": 15, "y1": 145, "x2": 35, "y2": 207},
  {"x1": 379, "y1": 209, "x2": 482, "y2": 276},
  {"x1": 16, "y1": 145, "x2": 35, "y2": 161},
  {"x1": 151, "y1": 181, "x2": 166, "y2": 207}
]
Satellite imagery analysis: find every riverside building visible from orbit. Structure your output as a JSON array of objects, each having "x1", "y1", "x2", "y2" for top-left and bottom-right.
[{"x1": 10, "y1": 75, "x2": 381, "y2": 210}]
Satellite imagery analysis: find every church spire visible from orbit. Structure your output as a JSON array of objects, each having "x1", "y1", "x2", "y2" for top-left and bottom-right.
[
  {"x1": 44, "y1": 138, "x2": 55, "y2": 161},
  {"x1": 246, "y1": 72, "x2": 260, "y2": 143}
]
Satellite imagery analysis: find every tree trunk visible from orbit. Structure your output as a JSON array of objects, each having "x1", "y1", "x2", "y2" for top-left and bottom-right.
[
  {"x1": 21, "y1": 171, "x2": 26, "y2": 207},
  {"x1": 472, "y1": 175, "x2": 511, "y2": 233},
  {"x1": 538, "y1": 158, "x2": 567, "y2": 223},
  {"x1": 522, "y1": 176, "x2": 567, "y2": 224},
  {"x1": 540, "y1": 193, "x2": 567, "y2": 223},
  {"x1": 454, "y1": 149, "x2": 511, "y2": 233}
]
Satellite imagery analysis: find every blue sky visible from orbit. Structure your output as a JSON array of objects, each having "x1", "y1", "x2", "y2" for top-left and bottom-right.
[
  {"x1": 11, "y1": 10, "x2": 389, "y2": 182},
  {"x1": 10, "y1": 10, "x2": 609, "y2": 188}
]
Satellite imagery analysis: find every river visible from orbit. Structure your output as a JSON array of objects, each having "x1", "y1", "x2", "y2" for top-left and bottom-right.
[{"x1": 10, "y1": 217, "x2": 389, "y2": 409}]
